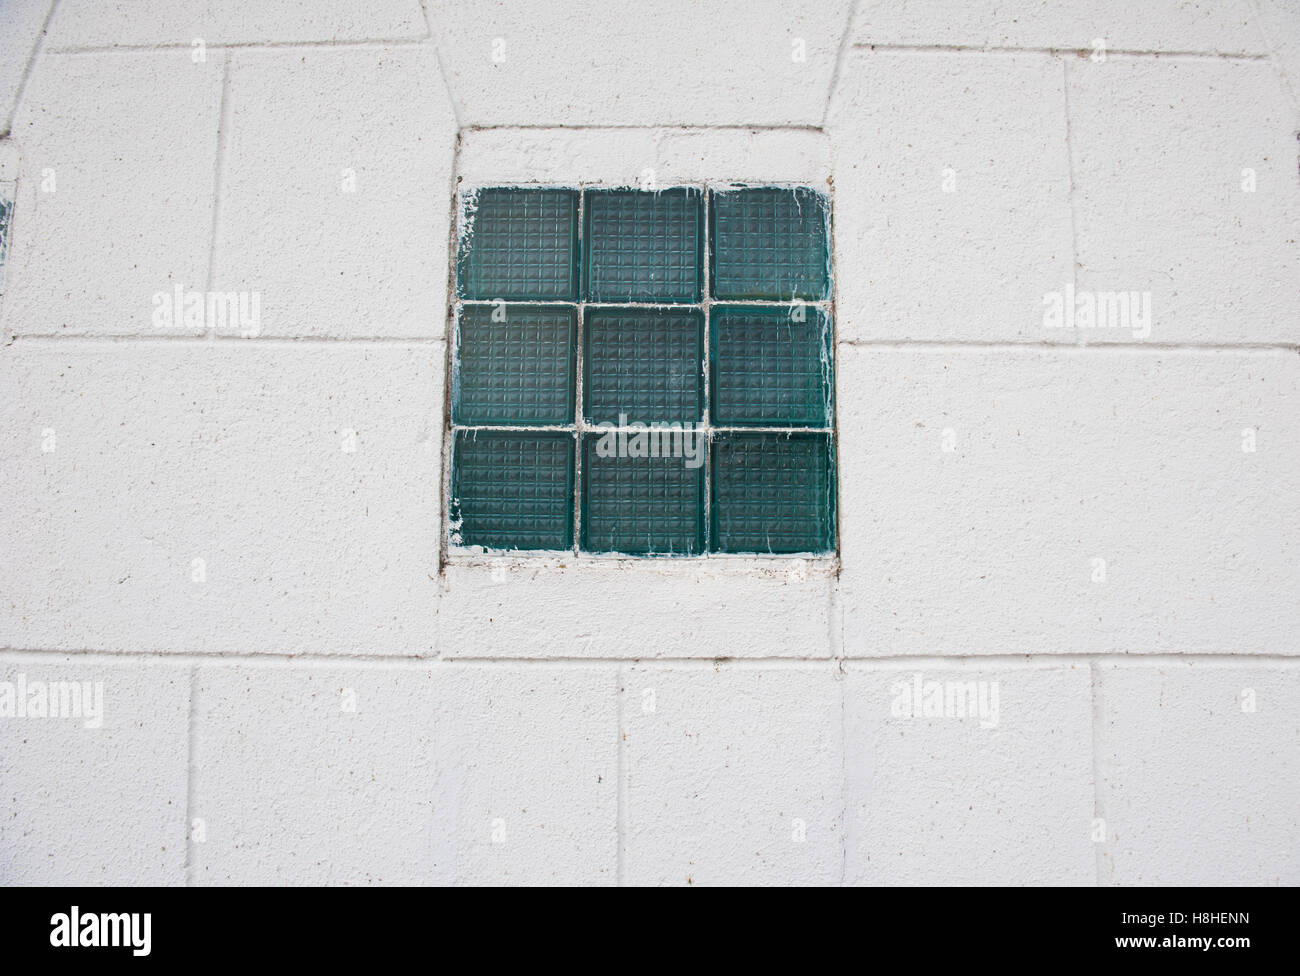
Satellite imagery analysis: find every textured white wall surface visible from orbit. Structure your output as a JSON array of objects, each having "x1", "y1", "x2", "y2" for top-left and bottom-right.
[{"x1": 0, "y1": 0, "x2": 1297, "y2": 886}]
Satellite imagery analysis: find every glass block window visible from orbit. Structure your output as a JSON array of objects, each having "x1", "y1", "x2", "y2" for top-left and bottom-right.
[{"x1": 449, "y1": 185, "x2": 836, "y2": 556}]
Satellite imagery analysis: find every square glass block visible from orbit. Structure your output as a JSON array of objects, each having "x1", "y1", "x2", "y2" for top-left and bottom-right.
[
  {"x1": 584, "y1": 307, "x2": 703, "y2": 425},
  {"x1": 711, "y1": 433, "x2": 835, "y2": 554},
  {"x1": 711, "y1": 305, "x2": 833, "y2": 426},
  {"x1": 458, "y1": 188, "x2": 579, "y2": 300},
  {"x1": 451, "y1": 431, "x2": 575, "y2": 551},
  {"x1": 584, "y1": 188, "x2": 702, "y2": 302},
  {"x1": 581, "y1": 436, "x2": 704, "y2": 555},
  {"x1": 454, "y1": 304, "x2": 576, "y2": 425},
  {"x1": 710, "y1": 187, "x2": 830, "y2": 300}
]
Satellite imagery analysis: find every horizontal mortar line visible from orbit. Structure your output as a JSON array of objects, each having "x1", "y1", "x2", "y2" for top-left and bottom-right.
[
  {"x1": 458, "y1": 300, "x2": 831, "y2": 307},
  {"x1": 2, "y1": 649, "x2": 1295, "y2": 668},
  {"x1": 398, "y1": 653, "x2": 1300, "y2": 666},
  {"x1": 0, "y1": 648, "x2": 442, "y2": 667},
  {"x1": 0, "y1": 649, "x2": 828, "y2": 669},
  {"x1": 6, "y1": 334, "x2": 447, "y2": 346},
  {"x1": 50, "y1": 36, "x2": 433, "y2": 55},
  {"x1": 838, "y1": 653, "x2": 1300, "y2": 668},
  {"x1": 441, "y1": 549, "x2": 840, "y2": 561},
  {"x1": 12, "y1": 337, "x2": 1292, "y2": 355},
  {"x1": 837, "y1": 338, "x2": 1300, "y2": 354},
  {"x1": 443, "y1": 654, "x2": 1300, "y2": 668},
  {"x1": 462, "y1": 123, "x2": 828, "y2": 133},
  {"x1": 442, "y1": 555, "x2": 841, "y2": 567},
  {"x1": 852, "y1": 43, "x2": 1271, "y2": 60},
  {"x1": 451, "y1": 425, "x2": 833, "y2": 433}
]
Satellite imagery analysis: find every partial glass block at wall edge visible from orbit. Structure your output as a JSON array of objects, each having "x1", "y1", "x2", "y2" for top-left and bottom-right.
[
  {"x1": 457, "y1": 187, "x2": 580, "y2": 301},
  {"x1": 450, "y1": 430, "x2": 575, "y2": 551}
]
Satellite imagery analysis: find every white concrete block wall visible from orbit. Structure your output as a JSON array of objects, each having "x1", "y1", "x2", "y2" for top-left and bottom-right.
[
  {"x1": 0, "y1": 1, "x2": 1297, "y2": 886},
  {"x1": 844, "y1": 664, "x2": 1096, "y2": 885}
]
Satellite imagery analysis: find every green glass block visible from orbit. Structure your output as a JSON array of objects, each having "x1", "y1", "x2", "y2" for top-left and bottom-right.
[
  {"x1": 454, "y1": 304, "x2": 576, "y2": 425},
  {"x1": 711, "y1": 305, "x2": 833, "y2": 426},
  {"x1": 711, "y1": 433, "x2": 835, "y2": 554},
  {"x1": 584, "y1": 188, "x2": 702, "y2": 302},
  {"x1": 458, "y1": 188, "x2": 579, "y2": 300},
  {"x1": 710, "y1": 187, "x2": 830, "y2": 300},
  {"x1": 580, "y1": 436, "x2": 704, "y2": 555},
  {"x1": 584, "y1": 307, "x2": 703, "y2": 425},
  {"x1": 451, "y1": 431, "x2": 574, "y2": 550}
]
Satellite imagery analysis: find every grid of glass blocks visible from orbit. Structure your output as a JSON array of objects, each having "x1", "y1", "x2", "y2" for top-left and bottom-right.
[{"x1": 450, "y1": 184, "x2": 835, "y2": 556}]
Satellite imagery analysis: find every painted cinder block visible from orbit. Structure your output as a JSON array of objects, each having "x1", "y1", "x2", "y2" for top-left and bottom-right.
[
  {"x1": 438, "y1": 561, "x2": 835, "y2": 659},
  {"x1": 1068, "y1": 58, "x2": 1300, "y2": 345},
  {"x1": 843, "y1": 664, "x2": 1095, "y2": 885},
  {"x1": 850, "y1": 0, "x2": 1265, "y2": 54},
  {"x1": 45, "y1": 0, "x2": 426, "y2": 48},
  {"x1": 0, "y1": 660, "x2": 189, "y2": 885},
  {"x1": 0, "y1": 342, "x2": 443, "y2": 656},
  {"x1": 431, "y1": 665, "x2": 618, "y2": 885},
  {"x1": 622, "y1": 665, "x2": 842, "y2": 885},
  {"x1": 427, "y1": 0, "x2": 853, "y2": 126},
  {"x1": 190, "y1": 665, "x2": 440, "y2": 885},
  {"x1": 828, "y1": 51, "x2": 1074, "y2": 343},
  {"x1": 1, "y1": 51, "x2": 222, "y2": 336},
  {"x1": 1095, "y1": 664, "x2": 1300, "y2": 885},
  {"x1": 837, "y1": 346, "x2": 1300, "y2": 656},
  {"x1": 213, "y1": 47, "x2": 458, "y2": 339},
  {"x1": 180, "y1": 664, "x2": 618, "y2": 885}
]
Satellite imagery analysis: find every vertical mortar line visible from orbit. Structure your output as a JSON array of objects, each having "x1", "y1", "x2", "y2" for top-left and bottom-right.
[
  {"x1": 184, "y1": 664, "x2": 198, "y2": 886},
  {"x1": 3, "y1": 0, "x2": 61, "y2": 137},
  {"x1": 205, "y1": 50, "x2": 233, "y2": 340},
  {"x1": 1244, "y1": 0, "x2": 1300, "y2": 118},
  {"x1": 837, "y1": 646, "x2": 848, "y2": 886},
  {"x1": 821, "y1": 0, "x2": 861, "y2": 127},
  {"x1": 1090, "y1": 659, "x2": 1107, "y2": 887},
  {"x1": 437, "y1": 131, "x2": 462, "y2": 574},
  {"x1": 1060, "y1": 55, "x2": 1084, "y2": 348},
  {"x1": 573, "y1": 185, "x2": 585, "y2": 555},
  {"x1": 701, "y1": 184, "x2": 712, "y2": 554},
  {"x1": 823, "y1": 175, "x2": 849, "y2": 883},
  {"x1": 415, "y1": 0, "x2": 435, "y2": 42},
  {"x1": 616, "y1": 663, "x2": 626, "y2": 886},
  {"x1": 824, "y1": 185, "x2": 843, "y2": 570}
]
